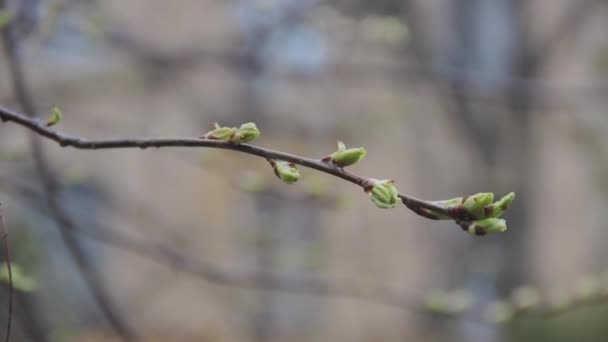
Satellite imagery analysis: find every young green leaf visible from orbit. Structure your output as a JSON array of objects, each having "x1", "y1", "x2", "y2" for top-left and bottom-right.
[
  {"x1": 46, "y1": 107, "x2": 63, "y2": 127},
  {"x1": 0, "y1": 263, "x2": 36, "y2": 292},
  {"x1": 483, "y1": 192, "x2": 515, "y2": 218}
]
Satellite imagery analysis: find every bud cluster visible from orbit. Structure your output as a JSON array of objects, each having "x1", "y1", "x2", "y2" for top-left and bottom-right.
[
  {"x1": 201, "y1": 122, "x2": 260, "y2": 143},
  {"x1": 197, "y1": 122, "x2": 513, "y2": 236},
  {"x1": 426, "y1": 192, "x2": 515, "y2": 236}
]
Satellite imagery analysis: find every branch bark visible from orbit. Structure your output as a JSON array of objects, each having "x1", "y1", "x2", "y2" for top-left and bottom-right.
[{"x1": 0, "y1": 104, "x2": 457, "y2": 221}]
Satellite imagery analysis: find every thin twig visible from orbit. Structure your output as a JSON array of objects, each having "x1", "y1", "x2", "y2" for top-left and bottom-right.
[
  {"x1": 0, "y1": 203, "x2": 13, "y2": 342},
  {"x1": 0, "y1": 104, "x2": 453, "y2": 221},
  {"x1": 0, "y1": 172, "x2": 434, "y2": 313},
  {"x1": 6, "y1": 170, "x2": 608, "y2": 327}
]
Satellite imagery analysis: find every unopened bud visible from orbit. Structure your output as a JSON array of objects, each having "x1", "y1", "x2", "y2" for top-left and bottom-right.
[
  {"x1": 46, "y1": 106, "x2": 63, "y2": 127},
  {"x1": 366, "y1": 179, "x2": 399, "y2": 209},
  {"x1": 201, "y1": 123, "x2": 236, "y2": 141},
  {"x1": 325, "y1": 141, "x2": 366, "y2": 167},
  {"x1": 232, "y1": 122, "x2": 260, "y2": 143},
  {"x1": 463, "y1": 192, "x2": 494, "y2": 218},
  {"x1": 272, "y1": 160, "x2": 300, "y2": 184},
  {"x1": 483, "y1": 192, "x2": 515, "y2": 218},
  {"x1": 464, "y1": 218, "x2": 507, "y2": 236}
]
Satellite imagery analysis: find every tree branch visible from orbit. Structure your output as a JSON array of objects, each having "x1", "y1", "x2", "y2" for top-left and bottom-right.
[{"x1": 0, "y1": 104, "x2": 458, "y2": 221}]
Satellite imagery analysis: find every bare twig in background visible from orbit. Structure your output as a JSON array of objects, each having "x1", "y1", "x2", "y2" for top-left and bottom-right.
[
  {"x1": 0, "y1": 172, "x2": 436, "y2": 315},
  {"x1": 0, "y1": 8, "x2": 137, "y2": 340},
  {"x1": 0, "y1": 203, "x2": 13, "y2": 342},
  {"x1": 1, "y1": 129, "x2": 606, "y2": 329}
]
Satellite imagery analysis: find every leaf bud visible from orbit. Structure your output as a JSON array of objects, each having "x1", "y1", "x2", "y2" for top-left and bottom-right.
[
  {"x1": 46, "y1": 106, "x2": 63, "y2": 127},
  {"x1": 325, "y1": 141, "x2": 366, "y2": 167},
  {"x1": 232, "y1": 122, "x2": 260, "y2": 143},
  {"x1": 366, "y1": 179, "x2": 399, "y2": 209},
  {"x1": 272, "y1": 160, "x2": 301, "y2": 184}
]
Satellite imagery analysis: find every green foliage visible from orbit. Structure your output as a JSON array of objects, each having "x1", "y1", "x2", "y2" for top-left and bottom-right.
[
  {"x1": 508, "y1": 304, "x2": 608, "y2": 342},
  {"x1": 0, "y1": 9, "x2": 12, "y2": 29},
  {"x1": 0, "y1": 262, "x2": 36, "y2": 292}
]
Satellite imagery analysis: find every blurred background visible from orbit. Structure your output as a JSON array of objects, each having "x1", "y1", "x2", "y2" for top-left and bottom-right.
[{"x1": 1, "y1": 0, "x2": 608, "y2": 341}]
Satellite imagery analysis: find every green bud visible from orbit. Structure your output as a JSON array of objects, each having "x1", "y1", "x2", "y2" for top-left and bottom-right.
[
  {"x1": 201, "y1": 123, "x2": 236, "y2": 141},
  {"x1": 46, "y1": 106, "x2": 63, "y2": 127},
  {"x1": 272, "y1": 160, "x2": 300, "y2": 184},
  {"x1": 462, "y1": 192, "x2": 494, "y2": 218},
  {"x1": 367, "y1": 179, "x2": 399, "y2": 209},
  {"x1": 232, "y1": 122, "x2": 260, "y2": 143},
  {"x1": 326, "y1": 141, "x2": 366, "y2": 167},
  {"x1": 483, "y1": 192, "x2": 515, "y2": 218},
  {"x1": 465, "y1": 218, "x2": 507, "y2": 236}
]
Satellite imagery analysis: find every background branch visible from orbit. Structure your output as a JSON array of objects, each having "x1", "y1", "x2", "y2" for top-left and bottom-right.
[{"x1": 1, "y1": 10, "x2": 138, "y2": 340}]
